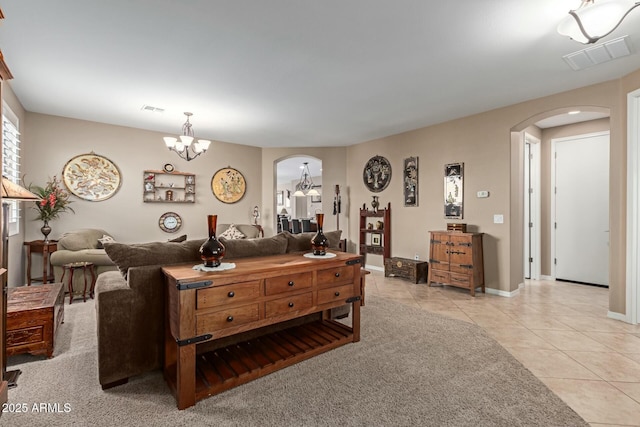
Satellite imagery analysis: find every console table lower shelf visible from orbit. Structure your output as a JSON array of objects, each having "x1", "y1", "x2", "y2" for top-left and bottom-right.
[{"x1": 164, "y1": 318, "x2": 353, "y2": 402}]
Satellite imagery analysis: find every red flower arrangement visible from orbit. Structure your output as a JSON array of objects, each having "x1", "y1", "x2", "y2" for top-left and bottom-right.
[{"x1": 29, "y1": 176, "x2": 75, "y2": 222}]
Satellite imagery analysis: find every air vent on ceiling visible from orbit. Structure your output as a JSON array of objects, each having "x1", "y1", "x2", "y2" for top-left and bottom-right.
[
  {"x1": 563, "y1": 35, "x2": 633, "y2": 71},
  {"x1": 141, "y1": 105, "x2": 165, "y2": 113}
]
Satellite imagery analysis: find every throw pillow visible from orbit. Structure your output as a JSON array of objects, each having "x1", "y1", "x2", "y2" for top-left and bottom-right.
[
  {"x1": 104, "y1": 239, "x2": 206, "y2": 278},
  {"x1": 219, "y1": 224, "x2": 246, "y2": 240},
  {"x1": 168, "y1": 234, "x2": 187, "y2": 243},
  {"x1": 219, "y1": 233, "x2": 288, "y2": 259},
  {"x1": 97, "y1": 235, "x2": 115, "y2": 249},
  {"x1": 283, "y1": 230, "x2": 342, "y2": 253}
]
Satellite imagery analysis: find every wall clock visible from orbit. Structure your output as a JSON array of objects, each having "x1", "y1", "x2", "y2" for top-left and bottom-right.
[
  {"x1": 62, "y1": 152, "x2": 122, "y2": 201},
  {"x1": 363, "y1": 155, "x2": 391, "y2": 192},
  {"x1": 211, "y1": 167, "x2": 246, "y2": 204},
  {"x1": 159, "y1": 212, "x2": 182, "y2": 233}
]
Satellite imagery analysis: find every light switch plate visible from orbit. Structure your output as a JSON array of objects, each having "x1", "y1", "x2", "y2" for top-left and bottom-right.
[
  {"x1": 493, "y1": 214, "x2": 504, "y2": 224},
  {"x1": 477, "y1": 190, "x2": 489, "y2": 198}
]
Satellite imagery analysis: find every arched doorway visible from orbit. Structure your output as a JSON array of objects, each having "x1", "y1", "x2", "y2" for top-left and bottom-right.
[
  {"x1": 511, "y1": 106, "x2": 611, "y2": 291},
  {"x1": 274, "y1": 156, "x2": 322, "y2": 233}
]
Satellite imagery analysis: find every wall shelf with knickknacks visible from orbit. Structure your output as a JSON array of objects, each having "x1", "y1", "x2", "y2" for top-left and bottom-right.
[{"x1": 143, "y1": 170, "x2": 195, "y2": 203}]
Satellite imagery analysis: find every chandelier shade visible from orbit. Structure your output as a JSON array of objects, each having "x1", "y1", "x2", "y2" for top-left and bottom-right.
[
  {"x1": 557, "y1": 0, "x2": 640, "y2": 44},
  {"x1": 292, "y1": 162, "x2": 319, "y2": 197},
  {"x1": 163, "y1": 112, "x2": 211, "y2": 161}
]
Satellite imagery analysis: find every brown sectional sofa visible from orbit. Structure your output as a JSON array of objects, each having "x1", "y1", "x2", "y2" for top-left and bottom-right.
[{"x1": 96, "y1": 231, "x2": 343, "y2": 389}]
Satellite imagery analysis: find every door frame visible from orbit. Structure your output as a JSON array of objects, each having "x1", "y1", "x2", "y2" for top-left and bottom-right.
[
  {"x1": 626, "y1": 88, "x2": 640, "y2": 325},
  {"x1": 524, "y1": 134, "x2": 541, "y2": 280},
  {"x1": 550, "y1": 130, "x2": 610, "y2": 280}
]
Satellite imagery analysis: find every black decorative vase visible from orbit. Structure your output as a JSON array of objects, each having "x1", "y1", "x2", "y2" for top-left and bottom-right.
[
  {"x1": 310, "y1": 213, "x2": 329, "y2": 256},
  {"x1": 199, "y1": 215, "x2": 226, "y2": 267},
  {"x1": 371, "y1": 195, "x2": 379, "y2": 212},
  {"x1": 41, "y1": 220, "x2": 52, "y2": 243}
]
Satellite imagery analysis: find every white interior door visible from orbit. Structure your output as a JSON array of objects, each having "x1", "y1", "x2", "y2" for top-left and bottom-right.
[
  {"x1": 554, "y1": 132, "x2": 609, "y2": 286},
  {"x1": 525, "y1": 142, "x2": 531, "y2": 279}
]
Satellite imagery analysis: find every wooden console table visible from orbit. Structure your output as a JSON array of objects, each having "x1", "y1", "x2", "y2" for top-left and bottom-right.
[
  {"x1": 162, "y1": 251, "x2": 363, "y2": 410},
  {"x1": 24, "y1": 240, "x2": 57, "y2": 285}
]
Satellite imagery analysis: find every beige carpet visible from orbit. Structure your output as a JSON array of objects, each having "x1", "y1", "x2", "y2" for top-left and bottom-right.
[{"x1": 4, "y1": 295, "x2": 588, "y2": 426}]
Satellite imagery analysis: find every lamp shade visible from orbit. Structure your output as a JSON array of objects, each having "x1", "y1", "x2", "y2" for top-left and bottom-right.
[
  {"x1": 558, "y1": 0, "x2": 640, "y2": 44},
  {"x1": 1, "y1": 177, "x2": 41, "y2": 201}
]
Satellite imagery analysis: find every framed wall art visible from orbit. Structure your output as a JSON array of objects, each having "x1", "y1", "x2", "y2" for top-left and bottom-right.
[
  {"x1": 211, "y1": 167, "x2": 246, "y2": 204},
  {"x1": 404, "y1": 156, "x2": 418, "y2": 207},
  {"x1": 363, "y1": 155, "x2": 391, "y2": 192},
  {"x1": 371, "y1": 233, "x2": 382, "y2": 246},
  {"x1": 444, "y1": 162, "x2": 464, "y2": 219},
  {"x1": 62, "y1": 152, "x2": 122, "y2": 201}
]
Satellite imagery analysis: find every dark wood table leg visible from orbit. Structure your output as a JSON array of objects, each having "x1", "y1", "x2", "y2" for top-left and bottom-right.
[
  {"x1": 26, "y1": 245, "x2": 33, "y2": 285},
  {"x1": 176, "y1": 344, "x2": 196, "y2": 410},
  {"x1": 66, "y1": 267, "x2": 74, "y2": 305},
  {"x1": 89, "y1": 266, "x2": 97, "y2": 299}
]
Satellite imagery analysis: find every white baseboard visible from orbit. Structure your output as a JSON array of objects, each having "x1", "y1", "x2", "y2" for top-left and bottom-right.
[
  {"x1": 607, "y1": 310, "x2": 636, "y2": 324},
  {"x1": 364, "y1": 265, "x2": 384, "y2": 273},
  {"x1": 540, "y1": 275, "x2": 554, "y2": 281},
  {"x1": 486, "y1": 283, "x2": 523, "y2": 298}
]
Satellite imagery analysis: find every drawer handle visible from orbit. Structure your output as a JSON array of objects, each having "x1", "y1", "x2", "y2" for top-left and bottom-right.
[
  {"x1": 288, "y1": 302, "x2": 294, "y2": 308},
  {"x1": 227, "y1": 291, "x2": 235, "y2": 298},
  {"x1": 334, "y1": 291, "x2": 340, "y2": 296},
  {"x1": 288, "y1": 281, "x2": 294, "y2": 286},
  {"x1": 334, "y1": 272, "x2": 340, "y2": 277},
  {"x1": 226, "y1": 316, "x2": 234, "y2": 322}
]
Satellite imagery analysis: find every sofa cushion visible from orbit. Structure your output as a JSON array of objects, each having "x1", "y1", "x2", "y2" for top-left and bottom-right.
[
  {"x1": 219, "y1": 233, "x2": 287, "y2": 259},
  {"x1": 283, "y1": 230, "x2": 342, "y2": 252},
  {"x1": 168, "y1": 234, "x2": 187, "y2": 243},
  {"x1": 58, "y1": 228, "x2": 112, "y2": 251},
  {"x1": 104, "y1": 239, "x2": 205, "y2": 278},
  {"x1": 219, "y1": 224, "x2": 246, "y2": 240}
]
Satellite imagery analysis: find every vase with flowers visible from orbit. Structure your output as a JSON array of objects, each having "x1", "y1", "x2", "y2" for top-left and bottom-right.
[{"x1": 29, "y1": 176, "x2": 74, "y2": 242}]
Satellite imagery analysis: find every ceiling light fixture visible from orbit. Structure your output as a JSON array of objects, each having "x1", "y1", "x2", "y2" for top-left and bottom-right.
[
  {"x1": 163, "y1": 112, "x2": 211, "y2": 161},
  {"x1": 292, "y1": 162, "x2": 320, "y2": 197},
  {"x1": 557, "y1": 0, "x2": 640, "y2": 44}
]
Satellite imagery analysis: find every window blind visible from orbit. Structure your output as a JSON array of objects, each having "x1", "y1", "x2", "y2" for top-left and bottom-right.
[{"x1": 2, "y1": 107, "x2": 21, "y2": 235}]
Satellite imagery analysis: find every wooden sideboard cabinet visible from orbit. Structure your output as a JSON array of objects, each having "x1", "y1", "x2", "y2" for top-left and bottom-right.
[
  {"x1": 162, "y1": 251, "x2": 363, "y2": 410},
  {"x1": 427, "y1": 231, "x2": 485, "y2": 296}
]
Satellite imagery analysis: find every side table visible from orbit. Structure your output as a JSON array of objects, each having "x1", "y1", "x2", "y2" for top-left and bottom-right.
[
  {"x1": 24, "y1": 240, "x2": 57, "y2": 285},
  {"x1": 60, "y1": 262, "x2": 96, "y2": 304}
]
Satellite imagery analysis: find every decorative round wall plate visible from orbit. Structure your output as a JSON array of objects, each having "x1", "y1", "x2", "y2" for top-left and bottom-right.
[
  {"x1": 211, "y1": 167, "x2": 246, "y2": 204},
  {"x1": 163, "y1": 163, "x2": 175, "y2": 173},
  {"x1": 363, "y1": 155, "x2": 392, "y2": 192},
  {"x1": 159, "y1": 212, "x2": 182, "y2": 233},
  {"x1": 62, "y1": 152, "x2": 122, "y2": 201}
]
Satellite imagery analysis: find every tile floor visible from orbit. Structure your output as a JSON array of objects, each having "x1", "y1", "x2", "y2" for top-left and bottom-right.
[{"x1": 365, "y1": 271, "x2": 640, "y2": 426}]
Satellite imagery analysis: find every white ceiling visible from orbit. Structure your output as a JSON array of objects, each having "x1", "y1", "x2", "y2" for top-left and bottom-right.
[{"x1": 2, "y1": 1, "x2": 639, "y2": 148}]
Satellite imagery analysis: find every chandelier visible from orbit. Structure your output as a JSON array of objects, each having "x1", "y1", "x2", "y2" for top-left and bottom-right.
[
  {"x1": 292, "y1": 162, "x2": 320, "y2": 197},
  {"x1": 557, "y1": 0, "x2": 640, "y2": 44},
  {"x1": 163, "y1": 112, "x2": 211, "y2": 161}
]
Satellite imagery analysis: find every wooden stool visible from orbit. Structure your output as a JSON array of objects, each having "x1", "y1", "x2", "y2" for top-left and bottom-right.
[
  {"x1": 60, "y1": 262, "x2": 96, "y2": 304},
  {"x1": 361, "y1": 268, "x2": 370, "y2": 306}
]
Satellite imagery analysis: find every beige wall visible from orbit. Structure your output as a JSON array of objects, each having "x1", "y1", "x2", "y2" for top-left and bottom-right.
[
  {"x1": 22, "y1": 112, "x2": 263, "y2": 248},
  {"x1": 345, "y1": 77, "x2": 628, "y2": 304},
  {"x1": 7, "y1": 67, "x2": 640, "y2": 315}
]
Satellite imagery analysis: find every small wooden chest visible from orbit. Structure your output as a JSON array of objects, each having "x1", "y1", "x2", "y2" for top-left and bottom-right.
[
  {"x1": 384, "y1": 257, "x2": 428, "y2": 284},
  {"x1": 6, "y1": 283, "x2": 64, "y2": 358}
]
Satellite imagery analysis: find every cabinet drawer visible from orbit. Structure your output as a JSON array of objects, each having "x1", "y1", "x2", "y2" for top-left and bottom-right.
[
  {"x1": 197, "y1": 280, "x2": 261, "y2": 309},
  {"x1": 318, "y1": 284, "x2": 356, "y2": 305},
  {"x1": 317, "y1": 266, "x2": 354, "y2": 287},
  {"x1": 450, "y1": 272, "x2": 471, "y2": 288},
  {"x1": 6, "y1": 326, "x2": 44, "y2": 347},
  {"x1": 430, "y1": 269, "x2": 450, "y2": 284},
  {"x1": 196, "y1": 303, "x2": 260, "y2": 333},
  {"x1": 265, "y1": 272, "x2": 312, "y2": 295},
  {"x1": 265, "y1": 292, "x2": 313, "y2": 318}
]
